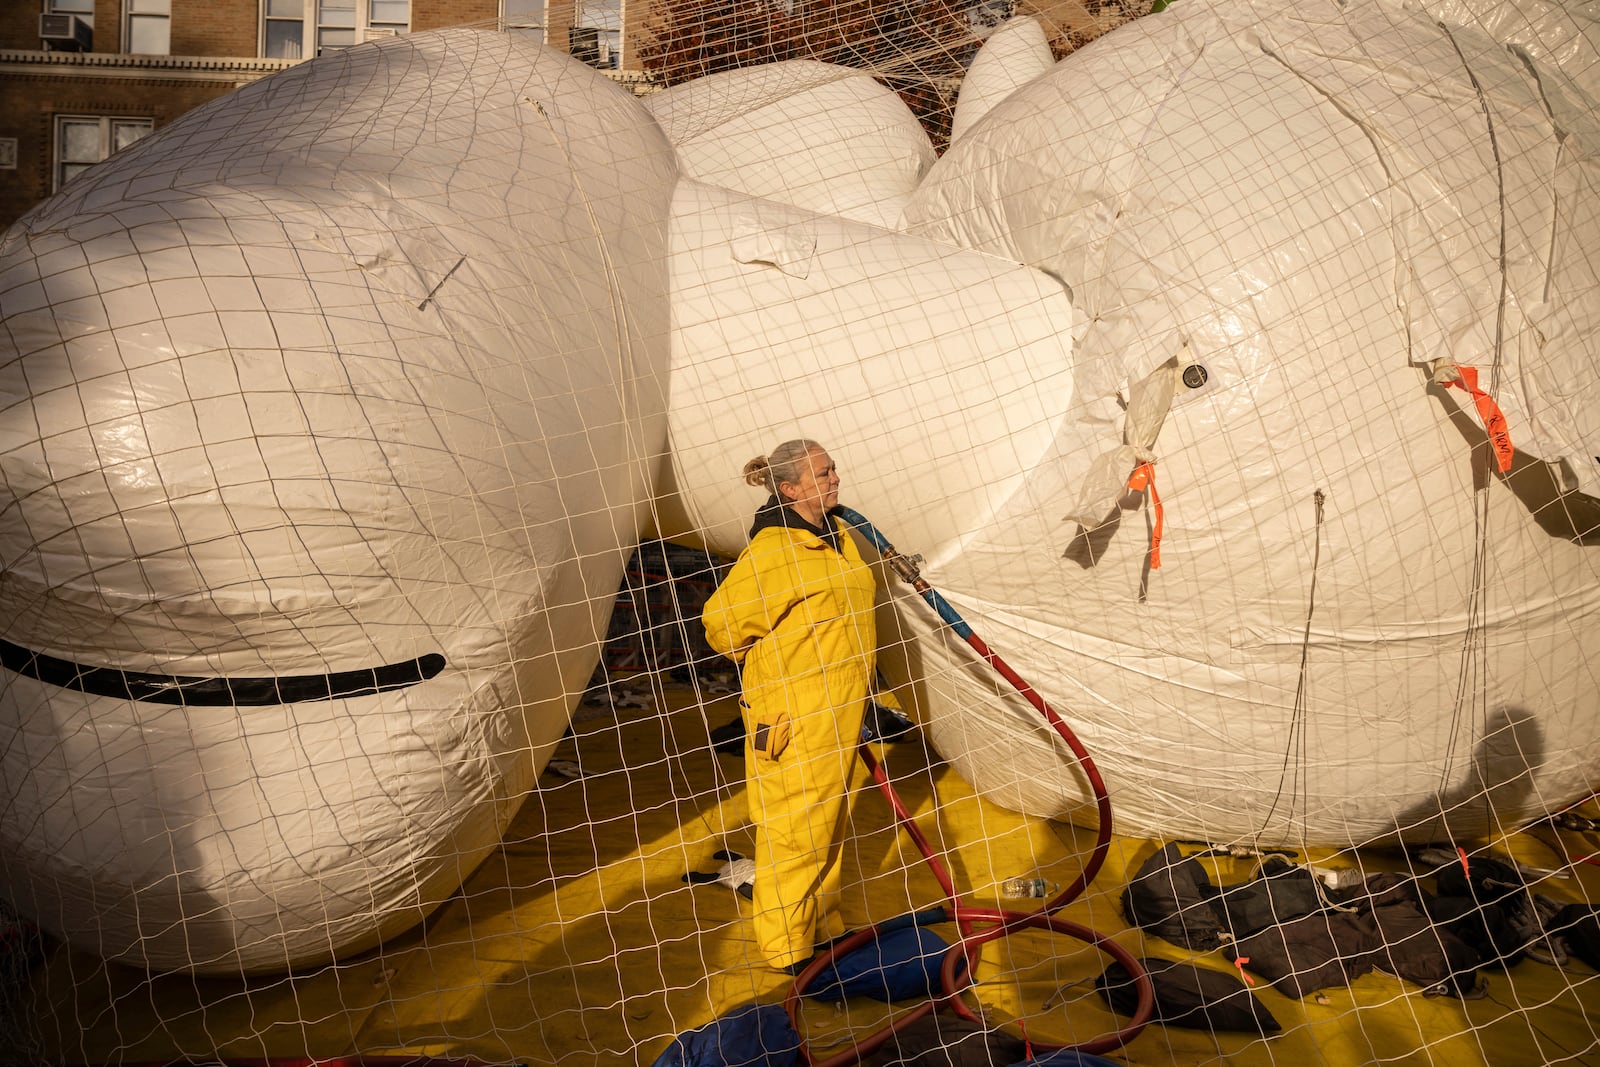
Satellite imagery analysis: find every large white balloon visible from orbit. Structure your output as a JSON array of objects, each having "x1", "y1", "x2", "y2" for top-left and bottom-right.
[
  {"x1": 667, "y1": 0, "x2": 1600, "y2": 847},
  {"x1": 0, "y1": 30, "x2": 673, "y2": 972}
]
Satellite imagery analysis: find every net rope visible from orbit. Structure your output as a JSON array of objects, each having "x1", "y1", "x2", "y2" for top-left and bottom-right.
[{"x1": 2, "y1": 1, "x2": 1599, "y2": 1064}]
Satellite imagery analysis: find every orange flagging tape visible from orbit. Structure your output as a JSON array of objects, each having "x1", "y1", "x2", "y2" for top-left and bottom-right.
[
  {"x1": 1444, "y1": 366, "x2": 1514, "y2": 472},
  {"x1": 1126, "y1": 461, "x2": 1163, "y2": 569}
]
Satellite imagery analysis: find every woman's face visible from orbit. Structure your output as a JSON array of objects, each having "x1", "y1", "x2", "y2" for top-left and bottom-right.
[{"x1": 783, "y1": 447, "x2": 839, "y2": 515}]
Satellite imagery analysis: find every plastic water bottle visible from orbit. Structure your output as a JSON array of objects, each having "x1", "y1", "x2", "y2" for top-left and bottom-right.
[{"x1": 999, "y1": 876, "x2": 1059, "y2": 899}]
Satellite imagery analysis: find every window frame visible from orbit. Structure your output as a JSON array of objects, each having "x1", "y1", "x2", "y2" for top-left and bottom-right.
[
  {"x1": 502, "y1": 0, "x2": 546, "y2": 43},
  {"x1": 44, "y1": 0, "x2": 95, "y2": 21},
  {"x1": 124, "y1": 0, "x2": 171, "y2": 55},
  {"x1": 53, "y1": 114, "x2": 154, "y2": 193},
  {"x1": 260, "y1": 0, "x2": 412, "y2": 60},
  {"x1": 572, "y1": 0, "x2": 620, "y2": 69}
]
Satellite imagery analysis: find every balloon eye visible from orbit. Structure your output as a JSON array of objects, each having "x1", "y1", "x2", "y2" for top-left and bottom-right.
[{"x1": 1182, "y1": 364, "x2": 1209, "y2": 389}]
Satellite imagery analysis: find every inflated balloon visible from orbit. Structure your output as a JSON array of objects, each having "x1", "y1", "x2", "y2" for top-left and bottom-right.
[
  {"x1": 0, "y1": 32, "x2": 674, "y2": 972},
  {"x1": 664, "y1": 0, "x2": 1600, "y2": 852}
]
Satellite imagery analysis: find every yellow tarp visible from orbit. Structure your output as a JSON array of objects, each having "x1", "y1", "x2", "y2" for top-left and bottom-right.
[{"x1": 19, "y1": 682, "x2": 1600, "y2": 1066}]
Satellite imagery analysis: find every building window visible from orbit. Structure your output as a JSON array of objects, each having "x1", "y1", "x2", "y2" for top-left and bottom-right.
[
  {"x1": 503, "y1": 0, "x2": 545, "y2": 43},
  {"x1": 46, "y1": 0, "x2": 94, "y2": 25},
  {"x1": 126, "y1": 0, "x2": 171, "y2": 54},
  {"x1": 367, "y1": 0, "x2": 408, "y2": 35},
  {"x1": 572, "y1": 0, "x2": 619, "y2": 69},
  {"x1": 262, "y1": 0, "x2": 410, "y2": 59},
  {"x1": 54, "y1": 116, "x2": 153, "y2": 192},
  {"x1": 263, "y1": 0, "x2": 303, "y2": 58},
  {"x1": 315, "y1": 0, "x2": 356, "y2": 51}
]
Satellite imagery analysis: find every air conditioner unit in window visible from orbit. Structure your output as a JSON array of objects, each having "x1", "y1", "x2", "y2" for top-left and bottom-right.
[
  {"x1": 40, "y1": 13, "x2": 93, "y2": 51},
  {"x1": 366, "y1": 28, "x2": 401, "y2": 38}
]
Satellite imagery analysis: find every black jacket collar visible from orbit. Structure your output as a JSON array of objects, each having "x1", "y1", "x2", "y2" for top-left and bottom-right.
[{"x1": 749, "y1": 494, "x2": 842, "y2": 552}]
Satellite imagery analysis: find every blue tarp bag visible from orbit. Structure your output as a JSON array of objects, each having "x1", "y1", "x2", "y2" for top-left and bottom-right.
[
  {"x1": 805, "y1": 922, "x2": 959, "y2": 1003},
  {"x1": 1023, "y1": 1049, "x2": 1128, "y2": 1067},
  {"x1": 647, "y1": 1001, "x2": 801, "y2": 1067},
  {"x1": 651, "y1": 913, "x2": 964, "y2": 1065}
]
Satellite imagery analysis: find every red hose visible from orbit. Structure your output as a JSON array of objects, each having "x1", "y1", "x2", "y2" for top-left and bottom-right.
[{"x1": 783, "y1": 626, "x2": 1154, "y2": 1064}]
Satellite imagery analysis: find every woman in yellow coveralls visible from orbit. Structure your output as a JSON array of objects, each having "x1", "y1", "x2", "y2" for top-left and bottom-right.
[{"x1": 701, "y1": 439, "x2": 878, "y2": 972}]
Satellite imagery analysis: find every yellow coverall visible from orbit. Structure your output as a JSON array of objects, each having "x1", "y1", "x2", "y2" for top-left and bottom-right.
[{"x1": 701, "y1": 517, "x2": 877, "y2": 969}]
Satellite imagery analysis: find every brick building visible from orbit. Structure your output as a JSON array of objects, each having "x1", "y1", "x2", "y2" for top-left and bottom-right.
[{"x1": 0, "y1": 0, "x2": 649, "y2": 228}]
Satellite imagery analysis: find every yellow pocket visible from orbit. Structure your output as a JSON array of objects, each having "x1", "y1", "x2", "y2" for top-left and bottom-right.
[{"x1": 750, "y1": 712, "x2": 792, "y2": 762}]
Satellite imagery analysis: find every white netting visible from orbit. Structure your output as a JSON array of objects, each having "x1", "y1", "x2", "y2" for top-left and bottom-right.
[{"x1": 1, "y1": 0, "x2": 1598, "y2": 1064}]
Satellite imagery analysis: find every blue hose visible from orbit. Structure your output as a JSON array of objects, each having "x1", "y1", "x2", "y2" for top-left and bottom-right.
[{"x1": 832, "y1": 505, "x2": 973, "y2": 639}]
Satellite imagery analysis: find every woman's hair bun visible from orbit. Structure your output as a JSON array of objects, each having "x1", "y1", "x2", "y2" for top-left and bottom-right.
[{"x1": 742, "y1": 457, "x2": 770, "y2": 488}]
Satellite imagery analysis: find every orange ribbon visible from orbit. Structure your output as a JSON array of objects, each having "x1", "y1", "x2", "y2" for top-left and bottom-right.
[
  {"x1": 1443, "y1": 366, "x2": 1514, "y2": 473},
  {"x1": 1126, "y1": 461, "x2": 1163, "y2": 569},
  {"x1": 1234, "y1": 956, "x2": 1256, "y2": 986}
]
